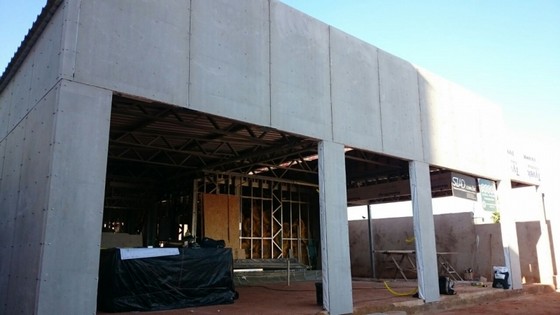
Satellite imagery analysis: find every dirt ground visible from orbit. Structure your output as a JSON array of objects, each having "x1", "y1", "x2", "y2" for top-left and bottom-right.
[
  {"x1": 433, "y1": 291, "x2": 560, "y2": 314},
  {"x1": 97, "y1": 281, "x2": 559, "y2": 315}
]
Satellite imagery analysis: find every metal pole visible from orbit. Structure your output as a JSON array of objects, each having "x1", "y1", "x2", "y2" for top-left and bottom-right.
[{"x1": 367, "y1": 204, "x2": 376, "y2": 279}]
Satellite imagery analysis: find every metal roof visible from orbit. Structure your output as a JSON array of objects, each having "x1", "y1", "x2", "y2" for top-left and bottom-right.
[{"x1": 0, "y1": 0, "x2": 63, "y2": 92}]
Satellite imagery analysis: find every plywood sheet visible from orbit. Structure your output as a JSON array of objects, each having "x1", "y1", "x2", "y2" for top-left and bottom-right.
[{"x1": 202, "y1": 194, "x2": 240, "y2": 249}]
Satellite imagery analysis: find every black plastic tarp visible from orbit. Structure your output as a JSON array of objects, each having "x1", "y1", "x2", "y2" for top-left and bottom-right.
[{"x1": 97, "y1": 247, "x2": 237, "y2": 312}]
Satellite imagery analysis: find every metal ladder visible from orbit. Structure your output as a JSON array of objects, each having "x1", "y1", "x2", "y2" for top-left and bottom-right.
[{"x1": 438, "y1": 254, "x2": 463, "y2": 281}]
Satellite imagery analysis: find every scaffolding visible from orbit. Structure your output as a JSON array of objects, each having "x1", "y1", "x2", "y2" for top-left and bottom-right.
[{"x1": 194, "y1": 172, "x2": 316, "y2": 265}]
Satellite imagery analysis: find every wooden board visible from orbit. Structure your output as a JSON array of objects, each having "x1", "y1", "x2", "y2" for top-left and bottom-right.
[{"x1": 202, "y1": 193, "x2": 240, "y2": 249}]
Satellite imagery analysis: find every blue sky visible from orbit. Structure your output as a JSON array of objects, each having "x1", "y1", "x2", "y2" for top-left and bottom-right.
[
  {"x1": 280, "y1": 0, "x2": 560, "y2": 145},
  {"x1": 1, "y1": 0, "x2": 559, "y2": 146}
]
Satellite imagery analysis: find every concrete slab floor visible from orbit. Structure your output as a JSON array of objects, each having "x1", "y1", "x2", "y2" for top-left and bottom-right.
[{"x1": 96, "y1": 280, "x2": 556, "y2": 315}]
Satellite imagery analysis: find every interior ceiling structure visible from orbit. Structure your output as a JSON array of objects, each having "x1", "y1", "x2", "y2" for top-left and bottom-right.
[{"x1": 106, "y1": 95, "x2": 410, "y2": 193}]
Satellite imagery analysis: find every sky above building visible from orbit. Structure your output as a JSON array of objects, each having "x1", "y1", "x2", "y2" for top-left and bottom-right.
[
  {"x1": 1, "y1": 1, "x2": 559, "y2": 171},
  {"x1": 280, "y1": 1, "x2": 560, "y2": 145}
]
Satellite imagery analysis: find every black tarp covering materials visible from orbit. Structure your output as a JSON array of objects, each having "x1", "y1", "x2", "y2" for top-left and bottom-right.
[{"x1": 98, "y1": 247, "x2": 237, "y2": 312}]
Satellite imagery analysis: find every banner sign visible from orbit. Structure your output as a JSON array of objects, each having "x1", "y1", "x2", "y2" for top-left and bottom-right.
[
  {"x1": 347, "y1": 171, "x2": 478, "y2": 204},
  {"x1": 507, "y1": 148, "x2": 540, "y2": 184},
  {"x1": 477, "y1": 178, "x2": 497, "y2": 212},
  {"x1": 450, "y1": 172, "x2": 477, "y2": 201}
]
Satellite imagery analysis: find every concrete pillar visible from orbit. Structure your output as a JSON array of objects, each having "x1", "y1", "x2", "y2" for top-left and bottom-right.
[
  {"x1": 318, "y1": 141, "x2": 353, "y2": 314},
  {"x1": 409, "y1": 161, "x2": 439, "y2": 302},
  {"x1": 534, "y1": 186, "x2": 554, "y2": 285},
  {"x1": 497, "y1": 180, "x2": 523, "y2": 289},
  {"x1": 544, "y1": 189, "x2": 560, "y2": 288},
  {"x1": 36, "y1": 80, "x2": 112, "y2": 314}
]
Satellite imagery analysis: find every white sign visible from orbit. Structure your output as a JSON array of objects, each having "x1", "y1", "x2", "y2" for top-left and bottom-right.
[{"x1": 119, "y1": 247, "x2": 180, "y2": 260}]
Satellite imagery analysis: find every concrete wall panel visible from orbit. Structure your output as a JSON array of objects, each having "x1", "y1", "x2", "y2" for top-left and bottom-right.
[
  {"x1": 0, "y1": 123, "x2": 25, "y2": 313},
  {"x1": 270, "y1": 1, "x2": 332, "y2": 140},
  {"x1": 2, "y1": 87, "x2": 57, "y2": 315},
  {"x1": 418, "y1": 71, "x2": 456, "y2": 165},
  {"x1": 8, "y1": 56, "x2": 33, "y2": 132},
  {"x1": 0, "y1": 123, "x2": 24, "y2": 223},
  {"x1": 418, "y1": 69, "x2": 505, "y2": 178},
  {"x1": 4, "y1": 8, "x2": 62, "y2": 137},
  {"x1": 11, "y1": 103, "x2": 55, "y2": 311},
  {"x1": 330, "y1": 28, "x2": 383, "y2": 150},
  {"x1": 378, "y1": 50, "x2": 423, "y2": 160},
  {"x1": 189, "y1": 0, "x2": 270, "y2": 126},
  {"x1": 36, "y1": 81, "x2": 111, "y2": 314},
  {"x1": 29, "y1": 6, "x2": 63, "y2": 106},
  {"x1": 0, "y1": 81, "x2": 13, "y2": 140},
  {"x1": 0, "y1": 139, "x2": 7, "y2": 300},
  {"x1": 350, "y1": 213, "x2": 488, "y2": 279},
  {"x1": 75, "y1": 0, "x2": 189, "y2": 106}
]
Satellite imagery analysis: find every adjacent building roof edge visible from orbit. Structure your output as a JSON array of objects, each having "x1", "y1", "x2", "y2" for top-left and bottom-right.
[{"x1": 0, "y1": 0, "x2": 64, "y2": 93}]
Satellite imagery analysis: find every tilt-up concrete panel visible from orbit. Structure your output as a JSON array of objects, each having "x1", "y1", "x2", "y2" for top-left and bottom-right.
[
  {"x1": 409, "y1": 160, "x2": 440, "y2": 303},
  {"x1": 0, "y1": 122, "x2": 27, "y2": 314},
  {"x1": 417, "y1": 70, "x2": 457, "y2": 166},
  {"x1": 330, "y1": 28, "x2": 383, "y2": 151},
  {"x1": 74, "y1": 0, "x2": 190, "y2": 106},
  {"x1": 378, "y1": 50, "x2": 423, "y2": 160},
  {"x1": 189, "y1": 0, "x2": 270, "y2": 126},
  {"x1": 7, "y1": 56, "x2": 34, "y2": 133},
  {"x1": 29, "y1": 4, "x2": 64, "y2": 106},
  {"x1": 318, "y1": 141, "x2": 353, "y2": 314},
  {"x1": 418, "y1": 69, "x2": 505, "y2": 179},
  {"x1": 35, "y1": 81, "x2": 112, "y2": 315},
  {"x1": 7, "y1": 97, "x2": 57, "y2": 315},
  {"x1": 0, "y1": 122, "x2": 25, "y2": 226},
  {"x1": 270, "y1": 1, "x2": 332, "y2": 140},
  {"x1": 0, "y1": 80, "x2": 13, "y2": 140}
]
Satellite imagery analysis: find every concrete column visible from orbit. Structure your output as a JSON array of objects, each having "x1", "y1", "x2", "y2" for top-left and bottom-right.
[
  {"x1": 496, "y1": 180, "x2": 523, "y2": 289},
  {"x1": 409, "y1": 161, "x2": 439, "y2": 302},
  {"x1": 534, "y1": 186, "x2": 554, "y2": 285},
  {"x1": 318, "y1": 141, "x2": 353, "y2": 314},
  {"x1": 544, "y1": 189, "x2": 560, "y2": 288},
  {"x1": 37, "y1": 80, "x2": 112, "y2": 314}
]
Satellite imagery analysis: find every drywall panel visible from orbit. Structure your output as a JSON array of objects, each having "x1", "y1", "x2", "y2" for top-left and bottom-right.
[
  {"x1": 36, "y1": 81, "x2": 111, "y2": 315},
  {"x1": 418, "y1": 68, "x2": 504, "y2": 179},
  {"x1": 189, "y1": 0, "x2": 270, "y2": 126},
  {"x1": 75, "y1": 0, "x2": 189, "y2": 106},
  {"x1": 330, "y1": 28, "x2": 383, "y2": 151},
  {"x1": 270, "y1": 1, "x2": 332, "y2": 140},
  {"x1": 29, "y1": 5, "x2": 63, "y2": 106},
  {"x1": 378, "y1": 50, "x2": 423, "y2": 160}
]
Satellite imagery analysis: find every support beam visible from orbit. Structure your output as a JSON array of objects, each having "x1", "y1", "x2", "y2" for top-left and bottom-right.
[
  {"x1": 318, "y1": 141, "x2": 353, "y2": 314},
  {"x1": 409, "y1": 161, "x2": 439, "y2": 302}
]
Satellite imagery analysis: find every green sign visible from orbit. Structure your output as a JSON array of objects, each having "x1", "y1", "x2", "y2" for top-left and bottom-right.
[{"x1": 478, "y1": 178, "x2": 497, "y2": 212}]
